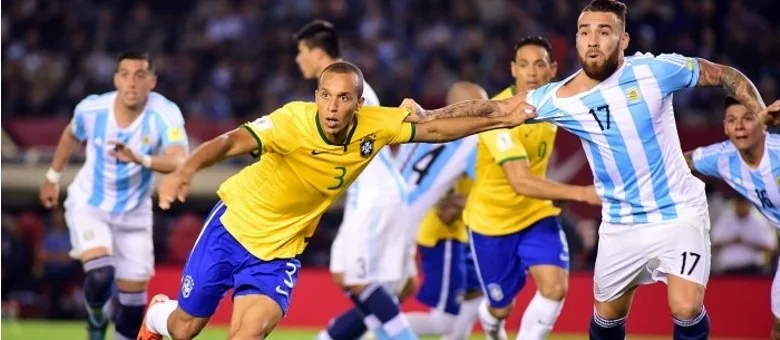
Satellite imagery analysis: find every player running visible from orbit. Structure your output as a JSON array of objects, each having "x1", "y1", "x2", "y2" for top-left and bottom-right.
[
  {"x1": 460, "y1": 37, "x2": 600, "y2": 340},
  {"x1": 398, "y1": 81, "x2": 486, "y2": 340},
  {"x1": 477, "y1": 0, "x2": 780, "y2": 338},
  {"x1": 137, "y1": 61, "x2": 537, "y2": 340},
  {"x1": 38, "y1": 52, "x2": 188, "y2": 340},
  {"x1": 292, "y1": 20, "x2": 418, "y2": 340},
  {"x1": 684, "y1": 96, "x2": 780, "y2": 339}
]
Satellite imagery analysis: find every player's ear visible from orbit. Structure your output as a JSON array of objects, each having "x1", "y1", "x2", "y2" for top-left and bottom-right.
[
  {"x1": 619, "y1": 31, "x2": 630, "y2": 51},
  {"x1": 314, "y1": 88, "x2": 319, "y2": 99},
  {"x1": 148, "y1": 73, "x2": 158, "y2": 90},
  {"x1": 113, "y1": 72, "x2": 120, "y2": 90},
  {"x1": 550, "y1": 61, "x2": 559, "y2": 79},
  {"x1": 356, "y1": 96, "x2": 365, "y2": 112},
  {"x1": 510, "y1": 61, "x2": 517, "y2": 79}
]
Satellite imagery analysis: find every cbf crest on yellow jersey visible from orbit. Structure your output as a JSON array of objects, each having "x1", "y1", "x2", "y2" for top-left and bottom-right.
[
  {"x1": 217, "y1": 101, "x2": 415, "y2": 260},
  {"x1": 464, "y1": 86, "x2": 560, "y2": 235},
  {"x1": 416, "y1": 176, "x2": 472, "y2": 247}
]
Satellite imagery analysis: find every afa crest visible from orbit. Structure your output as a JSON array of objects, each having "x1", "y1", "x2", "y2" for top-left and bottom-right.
[
  {"x1": 625, "y1": 86, "x2": 641, "y2": 103},
  {"x1": 142, "y1": 136, "x2": 151, "y2": 145},
  {"x1": 359, "y1": 134, "x2": 376, "y2": 158}
]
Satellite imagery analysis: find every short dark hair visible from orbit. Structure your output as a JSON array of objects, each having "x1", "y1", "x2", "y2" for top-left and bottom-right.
[
  {"x1": 319, "y1": 61, "x2": 364, "y2": 96},
  {"x1": 294, "y1": 19, "x2": 341, "y2": 58},
  {"x1": 513, "y1": 36, "x2": 554, "y2": 62},
  {"x1": 117, "y1": 52, "x2": 154, "y2": 73},
  {"x1": 582, "y1": 0, "x2": 628, "y2": 30},
  {"x1": 724, "y1": 96, "x2": 741, "y2": 110}
]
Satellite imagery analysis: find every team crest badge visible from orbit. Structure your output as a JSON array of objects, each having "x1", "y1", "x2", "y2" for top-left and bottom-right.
[
  {"x1": 181, "y1": 275, "x2": 194, "y2": 298},
  {"x1": 359, "y1": 135, "x2": 375, "y2": 158},
  {"x1": 625, "y1": 86, "x2": 641, "y2": 103},
  {"x1": 142, "y1": 136, "x2": 151, "y2": 145},
  {"x1": 487, "y1": 283, "x2": 504, "y2": 301}
]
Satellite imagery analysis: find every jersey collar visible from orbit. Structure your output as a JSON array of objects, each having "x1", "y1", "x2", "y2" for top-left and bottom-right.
[{"x1": 314, "y1": 111, "x2": 359, "y2": 151}]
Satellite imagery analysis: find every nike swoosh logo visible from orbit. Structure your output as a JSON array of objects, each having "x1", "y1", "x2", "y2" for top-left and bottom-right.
[{"x1": 311, "y1": 150, "x2": 328, "y2": 155}]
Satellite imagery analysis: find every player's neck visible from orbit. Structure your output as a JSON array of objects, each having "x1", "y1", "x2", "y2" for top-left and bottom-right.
[
  {"x1": 324, "y1": 118, "x2": 355, "y2": 145},
  {"x1": 738, "y1": 133, "x2": 766, "y2": 168},
  {"x1": 113, "y1": 97, "x2": 147, "y2": 128}
]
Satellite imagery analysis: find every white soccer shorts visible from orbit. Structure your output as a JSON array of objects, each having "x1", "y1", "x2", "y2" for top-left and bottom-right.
[
  {"x1": 593, "y1": 211, "x2": 712, "y2": 302},
  {"x1": 330, "y1": 202, "x2": 417, "y2": 295},
  {"x1": 64, "y1": 200, "x2": 155, "y2": 281}
]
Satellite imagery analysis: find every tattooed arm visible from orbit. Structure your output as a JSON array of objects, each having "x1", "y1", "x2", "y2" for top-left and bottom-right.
[
  {"x1": 696, "y1": 58, "x2": 766, "y2": 113},
  {"x1": 401, "y1": 92, "x2": 530, "y2": 123}
]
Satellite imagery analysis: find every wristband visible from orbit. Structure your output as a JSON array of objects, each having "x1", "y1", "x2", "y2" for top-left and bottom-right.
[
  {"x1": 45, "y1": 168, "x2": 62, "y2": 184},
  {"x1": 141, "y1": 155, "x2": 152, "y2": 168}
]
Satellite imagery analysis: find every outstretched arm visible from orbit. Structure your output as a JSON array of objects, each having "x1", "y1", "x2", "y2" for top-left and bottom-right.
[
  {"x1": 503, "y1": 159, "x2": 600, "y2": 205},
  {"x1": 696, "y1": 58, "x2": 765, "y2": 114},
  {"x1": 409, "y1": 109, "x2": 536, "y2": 143},
  {"x1": 402, "y1": 92, "x2": 528, "y2": 123}
]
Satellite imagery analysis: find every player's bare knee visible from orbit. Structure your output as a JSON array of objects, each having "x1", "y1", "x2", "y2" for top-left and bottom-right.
[
  {"x1": 398, "y1": 277, "x2": 418, "y2": 302},
  {"x1": 331, "y1": 272, "x2": 345, "y2": 288},
  {"x1": 345, "y1": 284, "x2": 368, "y2": 296},
  {"x1": 168, "y1": 309, "x2": 204, "y2": 340},
  {"x1": 489, "y1": 303, "x2": 514, "y2": 320},
  {"x1": 115, "y1": 278, "x2": 148, "y2": 292},
  {"x1": 538, "y1": 280, "x2": 568, "y2": 301},
  {"x1": 669, "y1": 301, "x2": 703, "y2": 321}
]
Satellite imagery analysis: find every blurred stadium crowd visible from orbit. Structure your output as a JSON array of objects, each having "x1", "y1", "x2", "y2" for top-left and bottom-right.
[{"x1": 2, "y1": 0, "x2": 780, "y2": 320}]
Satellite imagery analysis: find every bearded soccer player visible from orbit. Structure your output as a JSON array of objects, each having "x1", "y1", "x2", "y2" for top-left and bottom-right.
[
  {"x1": 501, "y1": 0, "x2": 780, "y2": 339},
  {"x1": 136, "y1": 61, "x2": 537, "y2": 340}
]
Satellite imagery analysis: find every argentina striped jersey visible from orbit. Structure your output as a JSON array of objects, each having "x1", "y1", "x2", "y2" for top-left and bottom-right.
[
  {"x1": 67, "y1": 91, "x2": 188, "y2": 214},
  {"x1": 692, "y1": 134, "x2": 780, "y2": 227},
  {"x1": 526, "y1": 52, "x2": 708, "y2": 224}
]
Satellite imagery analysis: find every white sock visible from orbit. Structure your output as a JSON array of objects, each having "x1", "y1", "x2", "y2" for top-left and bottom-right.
[
  {"x1": 405, "y1": 309, "x2": 457, "y2": 335},
  {"x1": 478, "y1": 299, "x2": 507, "y2": 340},
  {"x1": 447, "y1": 297, "x2": 482, "y2": 340},
  {"x1": 316, "y1": 330, "x2": 334, "y2": 340},
  {"x1": 146, "y1": 300, "x2": 177, "y2": 337},
  {"x1": 517, "y1": 292, "x2": 564, "y2": 340}
]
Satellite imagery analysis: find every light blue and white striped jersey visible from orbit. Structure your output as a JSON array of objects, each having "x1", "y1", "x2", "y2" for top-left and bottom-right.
[
  {"x1": 526, "y1": 52, "x2": 708, "y2": 225},
  {"x1": 67, "y1": 91, "x2": 188, "y2": 215},
  {"x1": 692, "y1": 134, "x2": 780, "y2": 227},
  {"x1": 396, "y1": 136, "x2": 477, "y2": 227}
]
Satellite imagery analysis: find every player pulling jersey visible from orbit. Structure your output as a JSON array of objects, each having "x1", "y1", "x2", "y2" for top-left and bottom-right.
[{"x1": 527, "y1": 52, "x2": 711, "y2": 302}]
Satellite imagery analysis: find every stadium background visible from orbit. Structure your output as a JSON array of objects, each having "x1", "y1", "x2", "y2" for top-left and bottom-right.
[{"x1": 1, "y1": 0, "x2": 779, "y2": 338}]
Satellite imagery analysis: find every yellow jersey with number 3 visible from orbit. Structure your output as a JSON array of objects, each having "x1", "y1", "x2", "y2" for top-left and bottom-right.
[
  {"x1": 416, "y1": 176, "x2": 472, "y2": 247},
  {"x1": 217, "y1": 101, "x2": 415, "y2": 260},
  {"x1": 463, "y1": 86, "x2": 560, "y2": 236}
]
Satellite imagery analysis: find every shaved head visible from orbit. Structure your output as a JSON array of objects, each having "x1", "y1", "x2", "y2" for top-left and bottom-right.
[{"x1": 446, "y1": 81, "x2": 488, "y2": 104}]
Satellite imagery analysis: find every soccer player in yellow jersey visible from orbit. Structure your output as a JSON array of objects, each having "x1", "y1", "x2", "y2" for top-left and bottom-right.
[
  {"x1": 398, "y1": 82, "x2": 487, "y2": 340},
  {"x1": 464, "y1": 37, "x2": 600, "y2": 340},
  {"x1": 137, "y1": 61, "x2": 537, "y2": 340}
]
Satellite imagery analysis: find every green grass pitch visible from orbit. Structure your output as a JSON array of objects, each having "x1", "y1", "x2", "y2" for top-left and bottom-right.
[{"x1": 0, "y1": 320, "x2": 676, "y2": 340}]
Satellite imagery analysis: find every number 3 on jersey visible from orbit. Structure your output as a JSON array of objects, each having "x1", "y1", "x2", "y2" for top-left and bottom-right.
[{"x1": 328, "y1": 166, "x2": 347, "y2": 190}]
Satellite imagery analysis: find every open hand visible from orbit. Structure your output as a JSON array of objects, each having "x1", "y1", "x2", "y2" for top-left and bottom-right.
[
  {"x1": 157, "y1": 171, "x2": 191, "y2": 210},
  {"x1": 759, "y1": 100, "x2": 780, "y2": 127}
]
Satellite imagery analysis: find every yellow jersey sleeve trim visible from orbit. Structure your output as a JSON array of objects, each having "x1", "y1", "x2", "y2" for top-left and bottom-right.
[
  {"x1": 497, "y1": 155, "x2": 528, "y2": 166},
  {"x1": 241, "y1": 125, "x2": 263, "y2": 158},
  {"x1": 408, "y1": 123, "x2": 416, "y2": 142}
]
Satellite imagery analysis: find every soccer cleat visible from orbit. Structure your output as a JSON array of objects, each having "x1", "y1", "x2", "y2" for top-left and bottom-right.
[{"x1": 136, "y1": 294, "x2": 170, "y2": 340}]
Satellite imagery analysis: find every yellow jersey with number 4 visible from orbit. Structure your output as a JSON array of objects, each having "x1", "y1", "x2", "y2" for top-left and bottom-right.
[
  {"x1": 416, "y1": 176, "x2": 472, "y2": 247},
  {"x1": 217, "y1": 101, "x2": 415, "y2": 260},
  {"x1": 463, "y1": 86, "x2": 560, "y2": 236}
]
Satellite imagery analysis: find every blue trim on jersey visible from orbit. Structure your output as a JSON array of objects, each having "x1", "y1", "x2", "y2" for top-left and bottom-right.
[
  {"x1": 137, "y1": 112, "x2": 154, "y2": 208},
  {"x1": 728, "y1": 154, "x2": 742, "y2": 192},
  {"x1": 579, "y1": 89, "x2": 647, "y2": 222},
  {"x1": 73, "y1": 113, "x2": 87, "y2": 141},
  {"x1": 404, "y1": 141, "x2": 461, "y2": 205},
  {"x1": 622, "y1": 68, "x2": 677, "y2": 220},
  {"x1": 465, "y1": 149, "x2": 476, "y2": 180},
  {"x1": 112, "y1": 130, "x2": 132, "y2": 214},
  {"x1": 88, "y1": 111, "x2": 109, "y2": 207}
]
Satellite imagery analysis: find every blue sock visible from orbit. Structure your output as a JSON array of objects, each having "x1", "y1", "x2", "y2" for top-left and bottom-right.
[
  {"x1": 356, "y1": 284, "x2": 417, "y2": 340},
  {"x1": 326, "y1": 308, "x2": 368, "y2": 340},
  {"x1": 83, "y1": 256, "x2": 115, "y2": 328},
  {"x1": 589, "y1": 311, "x2": 626, "y2": 340},
  {"x1": 114, "y1": 290, "x2": 147, "y2": 339},
  {"x1": 673, "y1": 307, "x2": 709, "y2": 340}
]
